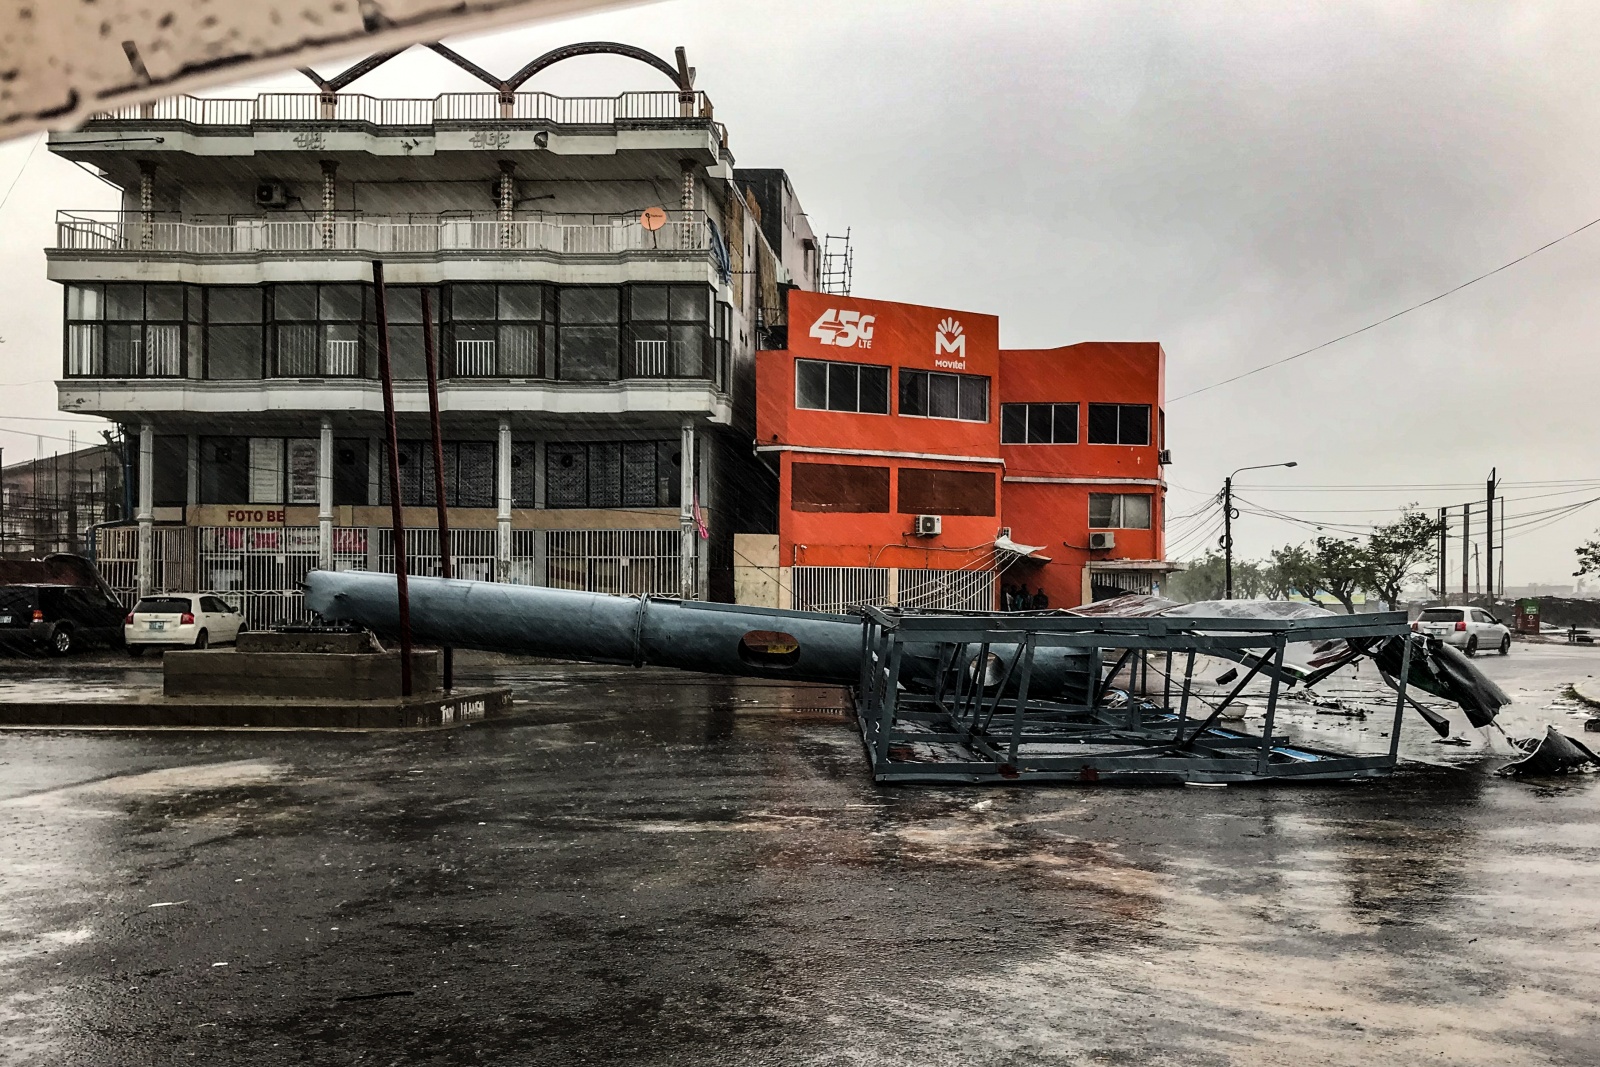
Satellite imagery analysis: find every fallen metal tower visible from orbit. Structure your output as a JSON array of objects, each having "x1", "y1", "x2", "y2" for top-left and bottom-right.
[{"x1": 854, "y1": 605, "x2": 1414, "y2": 784}]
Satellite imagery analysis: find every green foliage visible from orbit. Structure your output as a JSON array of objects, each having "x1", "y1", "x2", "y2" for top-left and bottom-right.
[
  {"x1": 1576, "y1": 536, "x2": 1600, "y2": 577},
  {"x1": 1262, "y1": 543, "x2": 1318, "y2": 600},
  {"x1": 1365, "y1": 509, "x2": 1443, "y2": 607}
]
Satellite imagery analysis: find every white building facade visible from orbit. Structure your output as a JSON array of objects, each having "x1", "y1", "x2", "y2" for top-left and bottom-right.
[{"x1": 47, "y1": 44, "x2": 816, "y2": 624}]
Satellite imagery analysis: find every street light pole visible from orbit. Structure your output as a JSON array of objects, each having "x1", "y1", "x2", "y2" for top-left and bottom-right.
[{"x1": 1223, "y1": 461, "x2": 1298, "y2": 600}]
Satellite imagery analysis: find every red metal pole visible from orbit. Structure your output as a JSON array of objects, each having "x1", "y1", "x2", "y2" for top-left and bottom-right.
[
  {"x1": 372, "y1": 261, "x2": 413, "y2": 697},
  {"x1": 421, "y1": 288, "x2": 453, "y2": 691}
]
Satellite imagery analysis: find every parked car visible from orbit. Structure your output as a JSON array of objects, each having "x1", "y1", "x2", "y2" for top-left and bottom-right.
[
  {"x1": 125, "y1": 594, "x2": 246, "y2": 655},
  {"x1": 1413, "y1": 606, "x2": 1510, "y2": 656},
  {"x1": 0, "y1": 583, "x2": 128, "y2": 655}
]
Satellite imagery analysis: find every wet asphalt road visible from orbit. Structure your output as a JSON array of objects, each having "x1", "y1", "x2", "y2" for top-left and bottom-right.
[{"x1": 0, "y1": 646, "x2": 1598, "y2": 1065}]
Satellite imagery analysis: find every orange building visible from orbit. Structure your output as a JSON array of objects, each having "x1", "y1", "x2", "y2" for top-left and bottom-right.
[{"x1": 736, "y1": 291, "x2": 1173, "y2": 612}]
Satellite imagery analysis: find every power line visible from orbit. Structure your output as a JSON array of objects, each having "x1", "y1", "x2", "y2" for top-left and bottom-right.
[{"x1": 1168, "y1": 209, "x2": 1600, "y2": 403}]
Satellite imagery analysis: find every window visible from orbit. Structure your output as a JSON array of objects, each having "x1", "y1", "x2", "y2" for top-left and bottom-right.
[
  {"x1": 151, "y1": 435, "x2": 187, "y2": 508},
  {"x1": 557, "y1": 287, "x2": 620, "y2": 381},
  {"x1": 1087, "y1": 404, "x2": 1151, "y2": 445},
  {"x1": 899, "y1": 370, "x2": 989, "y2": 421},
  {"x1": 511, "y1": 442, "x2": 538, "y2": 508},
  {"x1": 790, "y1": 463, "x2": 890, "y2": 512},
  {"x1": 897, "y1": 468, "x2": 995, "y2": 516},
  {"x1": 206, "y1": 288, "x2": 264, "y2": 380},
  {"x1": 795, "y1": 359, "x2": 890, "y2": 414},
  {"x1": 447, "y1": 283, "x2": 545, "y2": 378},
  {"x1": 1089, "y1": 493, "x2": 1153, "y2": 529},
  {"x1": 1001, "y1": 403, "x2": 1078, "y2": 444},
  {"x1": 379, "y1": 440, "x2": 498, "y2": 508},
  {"x1": 1419, "y1": 609, "x2": 1463, "y2": 622},
  {"x1": 545, "y1": 441, "x2": 680, "y2": 509},
  {"x1": 249, "y1": 438, "x2": 284, "y2": 503},
  {"x1": 626, "y1": 284, "x2": 711, "y2": 378},
  {"x1": 64, "y1": 283, "x2": 191, "y2": 378},
  {"x1": 333, "y1": 439, "x2": 368, "y2": 506},
  {"x1": 199, "y1": 437, "x2": 249, "y2": 504}
]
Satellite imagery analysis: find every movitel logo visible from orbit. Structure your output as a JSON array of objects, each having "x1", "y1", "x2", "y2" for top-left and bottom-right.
[
  {"x1": 809, "y1": 308, "x2": 876, "y2": 349},
  {"x1": 935, "y1": 317, "x2": 966, "y2": 359}
]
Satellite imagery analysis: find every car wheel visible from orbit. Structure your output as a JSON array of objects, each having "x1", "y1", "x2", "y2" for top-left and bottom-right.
[
  {"x1": 1500, "y1": 634, "x2": 1511, "y2": 655},
  {"x1": 127, "y1": 645, "x2": 145, "y2": 658},
  {"x1": 1465, "y1": 635, "x2": 1478, "y2": 657},
  {"x1": 193, "y1": 629, "x2": 209, "y2": 650},
  {"x1": 49, "y1": 627, "x2": 73, "y2": 656}
]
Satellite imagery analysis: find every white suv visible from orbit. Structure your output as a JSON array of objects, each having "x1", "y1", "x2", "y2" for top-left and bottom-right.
[
  {"x1": 125, "y1": 593, "x2": 246, "y2": 655},
  {"x1": 1412, "y1": 606, "x2": 1510, "y2": 656}
]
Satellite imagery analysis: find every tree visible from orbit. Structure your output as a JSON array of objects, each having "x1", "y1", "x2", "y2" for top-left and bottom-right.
[
  {"x1": 1365, "y1": 509, "x2": 1443, "y2": 608},
  {"x1": 1262, "y1": 543, "x2": 1318, "y2": 600},
  {"x1": 1169, "y1": 551, "x2": 1269, "y2": 602},
  {"x1": 1576, "y1": 535, "x2": 1600, "y2": 577},
  {"x1": 1311, "y1": 536, "x2": 1367, "y2": 614}
]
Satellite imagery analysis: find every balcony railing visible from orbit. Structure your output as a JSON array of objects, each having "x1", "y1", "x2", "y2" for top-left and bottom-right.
[
  {"x1": 54, "y1": 210, "x2": 712, "y2": 257},
  {"x1": 85, "y1": 90, "x2": 718, "y2": 129}
]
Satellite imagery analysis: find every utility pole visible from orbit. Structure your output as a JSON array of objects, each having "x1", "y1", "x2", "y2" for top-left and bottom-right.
[
  {"x1": 1222, "y1": 460, "x2": 1297, "y2": 600},
  {"x1": 1486, "y1": 468, "x2": 1498, "y2": 600},
  {"x1": 1223, "y1": 476, "x2": 1234, "y2": 600},
  {"x1": 1437, "y1": 506, "x2": 1447, "y2": 603},
  {"x1": 1462, "y1": 502, "x2": 1470, "y2": 604}
]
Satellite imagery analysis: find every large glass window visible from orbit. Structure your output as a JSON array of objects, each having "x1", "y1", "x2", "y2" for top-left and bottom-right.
[
  {"x1": 206, "y1": 288, "x2": 264, "y2": 380},
  {"x1": 333, "y1": 438, "x2": 368, "y2": 506},
  {"x1": 1001, "y1": 403, "x2": 1078, "y2": 444},
  {"x1": 626, "y1": 284, "x2": 710, "y2": 378},
  {"x1": 795, "y1": 359, "x2": 890, "y2": 414},
  {"x1": 1087, "y1": 404, "x2": 1151, "y2": 445},
  {"x1": 64, "y1": 283, "x2": 190, "y2": 378},
  {"x1": 1089, "y1": 492, "x2": 1153, "y2": 529},
  {"x1": 447, "y1": 283, "x2": 545, "y2": 378},
  {"x1": 545, "y1": 440, "x2": 680, "y2": 509},
  {"x1": 270, "y1": 283, "x2": 374, "y2": 378},
  {"x1": 557, "y1": 288, "x2": 620, "y2": 381},
  {"x1": 151, "y1": 435, "x2": 187, "y2": 508},
  {"x1": 899, "y1": 369, "x2": 989, "y2": 421}
]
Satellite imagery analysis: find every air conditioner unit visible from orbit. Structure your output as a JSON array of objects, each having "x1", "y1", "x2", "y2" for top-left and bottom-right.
[
  {"x1": 255, "y1": 181, "x2": 290, "y2": 209},
  {"x1": 1158, "y1": 449, "x2": 1173, "y2": 465},
  {"x1": 1089, "y1": 531, "x2": 1116, "y2": 550},
  {"x1": 913, "y1": 514, "x2": 942, "y2": 537}
]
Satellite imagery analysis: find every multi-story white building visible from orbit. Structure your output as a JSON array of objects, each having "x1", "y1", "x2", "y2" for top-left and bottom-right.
[{"x1": 45, "y1": 42, "x2": 819, "y2": 623}]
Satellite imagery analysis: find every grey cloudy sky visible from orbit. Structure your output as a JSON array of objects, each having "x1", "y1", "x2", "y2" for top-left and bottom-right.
[{"x1": 2, "y1": 0, "x2": 1598, "y2": 586}]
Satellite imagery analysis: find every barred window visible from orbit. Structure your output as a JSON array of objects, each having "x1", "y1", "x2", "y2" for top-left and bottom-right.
[
  {"x1": 65, "y1": 283, "x2": 194, "y2": 378},
  {"x1": 545, "y1": 441, "x2": 680, "y2": 509},
  {"x1": 379, "y1": 440, "x2": 498, "y2": 508},
  {"x1": 447, "y1": 283, "x2": 546, "y2": 379}
]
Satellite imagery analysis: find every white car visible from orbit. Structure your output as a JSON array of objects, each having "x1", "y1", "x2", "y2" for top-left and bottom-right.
[
  {"x1": 1412, "y1": 606, "x2": 1510, "y2": 656},
  {"x1": 125, "y1": 593, "x2": 246, "y2": 655}
]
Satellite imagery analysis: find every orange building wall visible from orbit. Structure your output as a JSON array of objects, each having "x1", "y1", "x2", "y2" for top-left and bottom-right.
[
  {"x1": 999, "y1": 342, "x2": 1167, "y2": 606},
  {"x1": 757, "y1": 291, "x2": 1004, "y2": 572}
]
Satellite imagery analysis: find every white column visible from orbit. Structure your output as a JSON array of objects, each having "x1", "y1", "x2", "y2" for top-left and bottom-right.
[
  {"x1": 497, "y1": 418, "x2": 513, "y2": 580},
  {"x1": 679, "y1": 419, "x2": 696, "y2": 600},
  {"x1": 136, "y1": 423, "x2": 154, "y2": 597},
  {"x1": 318, "y1": 417, "x2": 334, "y2": 570}
]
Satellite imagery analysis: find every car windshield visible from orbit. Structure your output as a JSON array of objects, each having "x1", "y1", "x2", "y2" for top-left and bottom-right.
[
  {"x1": 1419, "y1": 609, "x2": 1463, "y2": 622},
  {"x1": 133, "y1": 598, "x2": 192, "y2": 614}
]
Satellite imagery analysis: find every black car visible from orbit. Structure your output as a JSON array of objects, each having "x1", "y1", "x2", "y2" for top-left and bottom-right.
[{"x1": 0, "y1": 584, "x2": 127, "y2": 655}]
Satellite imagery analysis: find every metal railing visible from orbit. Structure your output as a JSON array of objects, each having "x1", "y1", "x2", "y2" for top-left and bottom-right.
[
  {"x1": 88, "y1": 90, "x2": 716, "y2": 129},
  {"x1": 54, "y1": 210, "x2": 711, "y2": 257},
  {"x1": 632, "y1": 339, "x2": 670, "y2": 377},
  {"x1": 540, "y1": 529, "x2": 681, "y2": 596},
  {"x1": 453, "y1": 340, "x2": 497, "y2": 378},
  {"x1": 792, "y1": 565, "x2": 998, "y2": 614}
]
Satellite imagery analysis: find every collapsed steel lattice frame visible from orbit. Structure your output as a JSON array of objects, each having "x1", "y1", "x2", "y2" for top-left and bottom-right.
[{"x1": 854, "y1": 607, "x2": 1414, "y2": 784}]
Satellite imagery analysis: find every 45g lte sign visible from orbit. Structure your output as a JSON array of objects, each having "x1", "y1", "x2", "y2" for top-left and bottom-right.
[{"x1": 809, "y1": 309, "x2": 876, "y2": 349}]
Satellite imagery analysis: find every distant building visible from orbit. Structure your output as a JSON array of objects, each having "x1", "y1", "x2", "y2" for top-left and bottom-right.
[
  {"x1": 736, "y1": 291, "x2": 1173, "y2": 611},
  {"x1": 0, "y1": 443, "x2": 126, "y2": 558},
  {"x1": 46, "y1": 43, "x2": 816, "y2": 622}
]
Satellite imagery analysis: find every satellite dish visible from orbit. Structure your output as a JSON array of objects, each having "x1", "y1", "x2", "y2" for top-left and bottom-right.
[{"x1": 639, "y1": 206, "x2": 668, "y2": 231}]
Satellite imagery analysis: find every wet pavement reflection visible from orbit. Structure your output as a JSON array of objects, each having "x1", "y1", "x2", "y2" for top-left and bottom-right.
[{"x1": 0, "y1": 649, "x2": 1596, "y2": 1064}]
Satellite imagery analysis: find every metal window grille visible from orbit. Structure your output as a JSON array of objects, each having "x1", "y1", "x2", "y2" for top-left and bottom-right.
[
  {"x1": 377, "y1": 528, "x2": 499, "y2": 583},
  {"x1": 634, "y1": 338, "x2": 669, "y2": 376},
  {"x1": 324, "y1": 338, "x2": 361, "y2": 376},
  {"x1": 792, "y1": 566, "x2": 891, "y2": 614},
  {"x1": 542, "y1": 529, "x2": 682, "y2": 596},
  {"x1": 455, "y1": 339, "x2": 497, "y2": 376},
  {"x1": 96, "y1": 525, "x2": 192, "y2": 606}
]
